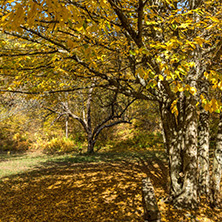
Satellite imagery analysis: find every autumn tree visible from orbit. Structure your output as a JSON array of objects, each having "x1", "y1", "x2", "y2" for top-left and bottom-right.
[
  {"x1": 0, "y1": 0, "x2": 222, "y2": 209},
  {"x1": 44, "y1": 84, "x2": 135, "y2": 153}
]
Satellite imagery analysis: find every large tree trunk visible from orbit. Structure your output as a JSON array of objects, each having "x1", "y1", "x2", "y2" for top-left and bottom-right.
[
  {"x1": 160, "y1": 95, "x2": 198, "y2": 209},
  {"x1": 211, "y1": 113, "x2": 222, "y2": 207},
  {"x1": 159, "y1": 100, "x2": 183, "y2": 198},
  {"x1": 198, "y1": 80, "x2": 210, "y2": 198},
  {"x1": 173, "y1": 96, "x2": 198, "y2": 208},
  {"x1": 87, "y1": 136, "x2": 95, "y2": 154}
]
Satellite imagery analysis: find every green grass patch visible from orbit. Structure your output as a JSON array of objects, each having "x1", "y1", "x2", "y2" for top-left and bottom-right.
[
  {"x1": 0, "y1": 129, "x2": 166, "y2": 180},
  {"x1": 0, "y1": 147, "x2": 167, "y2": 180},
  {"x1": 0, "y1": 152, "x2": 70, "y2": 179}
]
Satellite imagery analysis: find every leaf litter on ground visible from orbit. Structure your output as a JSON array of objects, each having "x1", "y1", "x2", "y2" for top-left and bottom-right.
[{"x1": 0, "y1": 150, "x2": 221, "y2": 222}]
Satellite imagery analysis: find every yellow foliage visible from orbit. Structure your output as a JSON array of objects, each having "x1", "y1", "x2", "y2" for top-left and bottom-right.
[
  {"x1": 204, "y1": 98, "x2": 220, "y2": 113},
  {"x1": 43, "y1": 137, "x2": 76, "y2": 154},
  {"x1": 170, "y1": 99, "x2": 179, "y2": 117},
  {"x1": 218, "y1": 81, "x2": 222, "y2": 90}
]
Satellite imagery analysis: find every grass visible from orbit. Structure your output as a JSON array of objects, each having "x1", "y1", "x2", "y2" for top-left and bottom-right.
[
  {"x1": 0, "y1": 151, "x2": 69, "y2": 180},
  {"x1": 0, "y1": 148, "x2": 166, "y2": 179}
]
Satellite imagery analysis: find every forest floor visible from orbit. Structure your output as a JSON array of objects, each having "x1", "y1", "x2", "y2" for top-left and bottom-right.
[{"x1": 0, "y1": 147, "x2": 221, "y2": 222}]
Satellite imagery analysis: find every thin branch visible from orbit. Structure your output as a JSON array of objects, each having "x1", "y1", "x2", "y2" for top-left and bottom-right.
[
  {"x1": 20, "y1": 26, "x2": 69, "y2": 52},
  {"x1": 0, "y1": 86, "x2": 93, "y2": 95},
  {"x1": 119, "y1": 98, "x2": 137, "y2": 116},
  {"x1": 93, "y1": 119, "x2": 132, "y2": 144},
  {"x1": 61, "y1": 102, "x2": 89, "y2": 133},
  {"x1": 3, "y1": 30, "x2": 55, "y2": 49},
  {"x1": 0, "y1": 50, "x2": 58, "y2": 57},
  {"x1": 50, "y1": 113, "x2": 67, "y2": 126},
  {"x1": 0, "y1": 63, "x2": 54, "y2": 71}
]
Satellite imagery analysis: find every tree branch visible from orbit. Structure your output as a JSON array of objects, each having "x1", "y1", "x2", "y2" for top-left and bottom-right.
[
  {"x1": 93, "y1": 119, "x2": 132, "y2": 145},
  {"x1": 60, "y1": 102, "x2": 89, "y2": 134},
  {"x1": 107, "y1": 0, "x2": 143, "y2": 48},
  {"x1": 0, "y1": 50, "x2": 58, "y2": 57}
]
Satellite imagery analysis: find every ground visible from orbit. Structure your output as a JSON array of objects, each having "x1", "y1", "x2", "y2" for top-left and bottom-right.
[{"x1": 0, "y1": 149, "x2": 221, "y2": 222}]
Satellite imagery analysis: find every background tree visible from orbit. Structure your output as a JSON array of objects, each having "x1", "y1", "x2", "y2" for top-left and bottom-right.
[{"x1": 44, "y1": 84, "x2": 135, "y2": 153}]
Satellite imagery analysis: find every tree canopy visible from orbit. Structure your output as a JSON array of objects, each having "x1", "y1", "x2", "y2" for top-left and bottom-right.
[{"x1": 0, "y1": 0, "x2": 220, "y2": 108}]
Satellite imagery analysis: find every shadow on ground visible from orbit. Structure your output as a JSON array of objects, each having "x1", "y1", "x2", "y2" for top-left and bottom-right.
[
  {"x1": 0, "y1": 151, "x2": 221, "y2": 222},
  {"x1": 0, "y1": 151, "x2": 168, "y2": 222}
]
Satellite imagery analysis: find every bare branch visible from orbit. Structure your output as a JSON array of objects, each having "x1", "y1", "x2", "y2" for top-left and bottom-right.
[
  {"x1": 61, "y1": 102, "x2": 88, "y2": 133},
  {"x1": 0, "y1": 50, "x2": 58, "y2": 57},
  {"x1": 93, "y1": 119, "x2": 132, "y2": 144}
]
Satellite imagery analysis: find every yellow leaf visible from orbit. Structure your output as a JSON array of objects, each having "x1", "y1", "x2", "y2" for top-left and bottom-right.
[
  {"x1": 179, "y1": 23, "x2": 190, "y2": 29},
  {"x1": 209, "y1": 70, "x2": 217, "y2": 76},
  {"x1": 1, "y1": 13, "x2": 11, "y2": 22},
  {"x1": 188, "y1": 42, "x2": 196, "y2": 49},
  {"x1": 200, "y1": 94, "x2": 205, "y2": 101},
  {"x1": 175, "y1": 82, "x2": 184, "y2": 92},
  {"x1": 210, "y1": 16, "x2": 220, "y2": 23},
  {"x1": 189, "y1": 62, "x2": 195, "y2": 67},
  {"x1": 171, "y1": 99, "x2": 179, "y2": 116},
  {"x1": 204, "y1": 103, "x2": 211, "y2": 112},
  {"x1": 206, "y1": 23, "x2": 217, "y2": 30},
  {"x1": 204, "y1": 72, "x2": 209, "y2": 78},
  {"x1": 67, "y1": 39, "x2": 75, "y2": 50},
  {"x1": 212, "y1": 98, "x2": 219, "y2": 111},
  {"x1": 190, "y1": 87, "x2": 197, "y2": 95},
  {"x1": 158, "y1": 75, "x2": 164, "y2": 81},
  {"x1": 194, "y1": 37, "x2": 205, "y2": 47},
  {"x1": 137, "y1": 67, "x2": 145, "y2": 78},
  {"x1": 15, "y1": 5, "x2": 24, "y2": 19}
]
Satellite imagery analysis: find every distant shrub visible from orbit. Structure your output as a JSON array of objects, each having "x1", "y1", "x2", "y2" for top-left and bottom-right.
[
  {"x1": 16, "y1": 141, "x2": 30, "y2": 152},
  {"x1": 71, "y1": 132, "x2": 85, "y2": 143},
  {"x1": 110, "y1": 128, "x2": 163, "y2": 152},
  {"x1": 42, "y1": 137, "x2": 77, "y2": 154},
  {"x1": 0, "y1": 131, "x2": 30, "y2": 152}
]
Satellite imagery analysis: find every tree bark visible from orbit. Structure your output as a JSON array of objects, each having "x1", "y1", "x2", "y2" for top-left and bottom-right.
[
  {"x1": 86, "y1": 84, "x2": 94, "y2": 153},
  {"x1": 87, "y1": 137, "x2": 95, "y2": 154},
  {"x1": 198, "y1": 80, "x2": 210, "y2": 198},
  {"x1": 211, "y1": 113, "x2": 222, "y2": 207},
  {"x1": 160, "y1": 95, "x2": 198, "y2": 209},
  {"x1": 159, "y1": 100, "x2": 183, "y2": 198},
  {"x1": 174, "y1": 96, "x2": 198, "y2": 209},
  {"x1": 142, "y1": 177, "x2": 161, "y2": 222},
  {"x1": 65, "y1": 115, "x2": 69, "y2": 138}
]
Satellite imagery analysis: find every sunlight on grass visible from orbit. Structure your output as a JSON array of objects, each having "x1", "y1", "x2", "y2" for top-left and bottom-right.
[{"x1": 0, "y1": 152, "x2": 70, "y2": 179}]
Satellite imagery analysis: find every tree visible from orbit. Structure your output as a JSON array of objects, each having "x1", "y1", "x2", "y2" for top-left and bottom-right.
[
  {"x1": 44, "y1": 85, "x2": 135, "y2": 153},
  {"x1": 198, "y1": 80, "x2": 210, "y2": 198},
  {"x1": 211, "y1": 112, "x2": 222, "y2": 207},
  {"x1": 0, "y1": 0, "x2": 221, "y2": 208}
]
